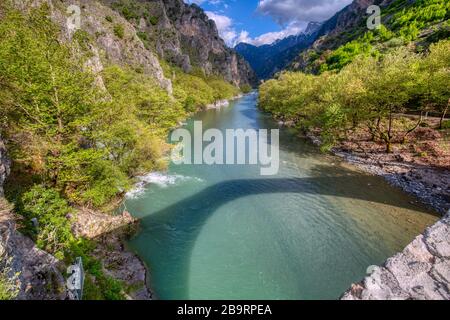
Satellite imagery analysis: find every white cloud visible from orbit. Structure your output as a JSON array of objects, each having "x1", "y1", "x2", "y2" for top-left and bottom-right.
[
  {"x1": 257, "y1": 0, "x2": 353, "y2": 24},
  {"x1": 203, "y1": 1, "x2": 354, "y2": 47},
  {"x1": 207, "y1": 11, "x2": 307, "y2": 47},
  {"x1": 243, "y1": 21, "x2": 307, "y2": 46}
]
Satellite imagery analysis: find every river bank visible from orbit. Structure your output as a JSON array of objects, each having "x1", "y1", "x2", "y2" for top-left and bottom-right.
[
  {"x1": 304, "y1": 123, "x2": 450, "y2": 216},
  {"x1": 73, "y1": 208, "x2": 153, "y2": 300},
  {"x1": 342, "y1": 209, "x2": 450, "y2": 300}
]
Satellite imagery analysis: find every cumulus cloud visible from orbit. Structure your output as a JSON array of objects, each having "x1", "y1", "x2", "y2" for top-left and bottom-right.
[
  {"x1": 203, "y1": 1, "x2": 355, "y2": 47},
  {"x1": 257, "y1": 0, "x2": 353, "y2": 25},
  {"x1": 244, "y1": 21, "x2": 307, "y2": 46},
  {"x1": 207, "y1": 11, "x2": 307, "y2": 47}
]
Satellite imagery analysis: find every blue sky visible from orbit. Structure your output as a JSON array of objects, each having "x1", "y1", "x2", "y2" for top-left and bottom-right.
[{"x1": 187, "y1": 0, "x2": 353, "y2": 47}]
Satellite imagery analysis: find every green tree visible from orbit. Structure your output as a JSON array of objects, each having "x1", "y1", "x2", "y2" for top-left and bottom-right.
[{"x1": 420, "y1": 40, "x2": 450, "y2": 129}]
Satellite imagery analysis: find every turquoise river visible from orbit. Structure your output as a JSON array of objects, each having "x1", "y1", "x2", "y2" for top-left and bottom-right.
[{"x1": 125, "y1": 93, "x2": 438, "y2": 300}]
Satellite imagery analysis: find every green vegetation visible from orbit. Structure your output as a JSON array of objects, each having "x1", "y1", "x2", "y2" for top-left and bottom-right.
[
  {"x1": 149, "y1": 16, "x2": 159, "y2": 26},
  {"x1": 137, "y1": 31, "x2": 150, "y2": 49},
  {"x1": 0, "y1": 4, "x2": 185, "y2": 209},
  {"x1": 309, "y1": 0, "x2": 449, "y2": 73},
  {"x1": 20, "y1": 186, "x2": 74, "y2": 260},
  {"x1": 260, "y1": 41, "x2": 450, "y2": 153},
  {"x1": 105, "y1": 15, "x2": 113, "y2": 23},
  {"x1": 0, "y1": 262, "x2": 19, "y2": 300},
  {"x1": 113, "y1": 24, "x2": 125, "y2": 39},
  {"x1": 240, "y1": 84, "x2": 253, "y2": 94},
  {"x1": 12, "y1": 185, "x2": 126, "y2": 299},
  {"x1": 111, "y1": 0, "x2": 141, "y2": 21},
  {"x1": 161, "y1": 62, "x2": 240, "y2": 112},
  {"x1": 111, "y1": 0, "x2": 159, "y2": 27}
]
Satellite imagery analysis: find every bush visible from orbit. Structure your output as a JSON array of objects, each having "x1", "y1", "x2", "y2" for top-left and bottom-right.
[
  {"x1": 137, "y1": 31, "x2": 150, "y2": 49},
  {"x1": 0, "y1": 259, "x2": 19, "y2": 300},
  {"x1": 105, "y1": 16, "x2": 113, "y2": 23},
  {"x1": 113, "y1": 24, "x2": 124, "y2": 39},
  {"x1": 20, "y1": 185, "x2": 74, "y2": 260},
  {"x1": 240, "y1": 84, "x2": 252, "y2": 94},
  {"x1": 149, "y1": 16, "x2": 158, "y2": 26},
  {"x1": 161, "y1": 62, "x2": 240, "y2": 111}
]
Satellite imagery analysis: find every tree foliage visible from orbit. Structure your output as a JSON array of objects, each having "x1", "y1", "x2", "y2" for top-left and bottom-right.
[{"x1": 260, "y1": 41, "x2": 450, "y2": 153}]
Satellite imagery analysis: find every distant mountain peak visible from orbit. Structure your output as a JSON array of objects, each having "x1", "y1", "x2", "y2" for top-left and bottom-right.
[
  {"x1": 304, "y1": 21, "x2": 322, "y2": 35},
  {"x1": 235, "y1": 21, "x2": 322, "y2": 79}
]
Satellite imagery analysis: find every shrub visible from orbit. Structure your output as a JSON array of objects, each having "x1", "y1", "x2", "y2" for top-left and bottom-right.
[
  {"x1": 20, "y1": 185, "x2": 74, "y2": 260},
  {"x1": 149, "y1": 16, "x2": 158, "y2": 26},
  {"x1": 113, "y1": 24, "x2": 124, "y2": 39},
  {"x1": 105, "y1": 16, "x2": 113, "y2": 23},
  {"x1": 240, "y1": 84, "x2": 252, "y2": 94},
  {"x1": 0, "y1": 258, "x2": 19, "y2": 300}
]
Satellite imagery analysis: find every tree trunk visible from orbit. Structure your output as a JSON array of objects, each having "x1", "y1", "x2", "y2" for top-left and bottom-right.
[
  {"x1": 386, "y1": 111, "x2": 393, "y2": 153},
  {"x1": 439, "y1": 99, "x2": 449, "y2": 130},
  {"x1": 374, "y1": 117, "x2": 381, "y2": 141},
  {"x1": 386, "y1": 140, "x2": 392, "y2": 154},
  {"x1": 401, "y1": 111, "x2": 423, "y2": 144}
]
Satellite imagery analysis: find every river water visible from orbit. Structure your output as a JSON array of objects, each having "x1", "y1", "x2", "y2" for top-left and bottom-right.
[{"x1": 125, "y1": 93, "x2": 437, "y2": 300}]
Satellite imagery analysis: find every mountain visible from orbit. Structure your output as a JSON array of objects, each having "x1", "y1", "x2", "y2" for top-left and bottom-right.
[
  {"x1": 235, "y1": 22, "x2": 322, "y2": 80},
  {"x1": 101, "y1": 0, "x2": 257, "y2": 87},
  {"x1": 289, "y1": 0, "x2": 450, "y2": 73}
]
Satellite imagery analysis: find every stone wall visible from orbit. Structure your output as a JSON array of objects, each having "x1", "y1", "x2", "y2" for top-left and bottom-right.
[{"x1": 342, "y1": 210, "x2": 450, "y2": 300}]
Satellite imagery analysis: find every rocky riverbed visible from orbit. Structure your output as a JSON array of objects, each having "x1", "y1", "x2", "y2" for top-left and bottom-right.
[
  {"x1": 73, "y1": 208, "x2": 153, "y2": 300},
  {"x1": 305, "y1": 130, "x2": 450, "y2": 215}
]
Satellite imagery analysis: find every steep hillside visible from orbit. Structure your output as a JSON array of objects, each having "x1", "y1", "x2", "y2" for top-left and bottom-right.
[
  {"x1": 290, "y1": 0, "x2": 450, "y2": 74},
  {"x1": 100, "y1": 0, "x2": 257, "y2": 87},
  {"x1": 235, "y1": 22, "x2": 321, "y2": 79}
]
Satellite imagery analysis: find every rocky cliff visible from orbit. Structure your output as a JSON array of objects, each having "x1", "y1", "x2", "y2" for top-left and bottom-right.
[
  {"x1": 342, "y1": 210, "x2": 450, "y2": 300},
  {"x1": 290, "y1": 0, "x2": 449, "y2": 73},
  {"x1": 14, "y1": 0, "x2": 256, "y2": 92},
  {"x1": 0, "y1": 199, "x2": 67, "y2": 300},
  {"x1": 290, "y1": 0, "x2": 395, "y2": 73},
  {"x1": 101, "y1": 0, "x2": 257, "y2": 86}
]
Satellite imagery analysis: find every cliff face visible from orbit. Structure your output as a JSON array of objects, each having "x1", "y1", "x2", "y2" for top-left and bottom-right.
[
  {"x1": 102, "y1": 0, "x2": 257, "y2": 87},
  {"x1": 11, "y1": 0, "x2": 172, "y2": 92},
  {"x1": 0, "y1": 199, "x2": 67, "y2": 300},
  {"x1": 342, "y1": 211, "x2": 450, "y2": 300},
  {"x1": 19, "y1": 0, "x2": 256, "y2": 88},
  {"x1": 290, "y1": 0, "x2": 396, "y2": 72}
]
